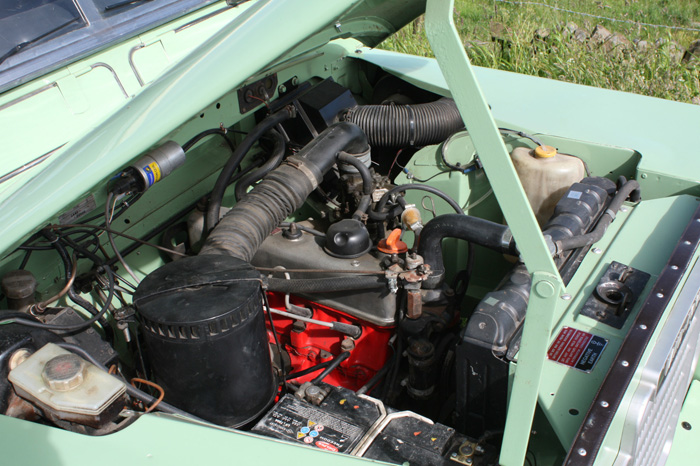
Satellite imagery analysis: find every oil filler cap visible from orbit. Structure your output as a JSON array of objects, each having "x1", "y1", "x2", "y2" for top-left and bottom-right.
[
  {"x1": 42, "y1": 354, "x2": 86, "y2": 392},
  {"x1": 378, "y1": 229, "x2": 408, "y2": 254}
]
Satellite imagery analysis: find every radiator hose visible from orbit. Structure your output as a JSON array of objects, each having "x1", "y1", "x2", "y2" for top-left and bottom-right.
[
  {"x1": 343, "y1": 98, "x2": 463, "y2": 147},
  {"x1": 200, "y1": 122, "x2": 369, "y2": 261}
]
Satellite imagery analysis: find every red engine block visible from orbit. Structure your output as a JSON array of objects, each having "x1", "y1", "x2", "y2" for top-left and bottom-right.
[{"x1": 265, "y1": 292, "x2": 393, "y2": 392}]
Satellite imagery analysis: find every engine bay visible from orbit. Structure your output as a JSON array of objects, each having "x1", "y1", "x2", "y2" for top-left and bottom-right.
[{"x1": 0, "y1": 53, "x2": 647, "y2": 466}]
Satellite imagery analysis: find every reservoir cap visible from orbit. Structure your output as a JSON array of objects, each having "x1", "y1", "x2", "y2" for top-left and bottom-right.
[{"x1": 534, "y1": 145, "x2": 557, "y2": 158}]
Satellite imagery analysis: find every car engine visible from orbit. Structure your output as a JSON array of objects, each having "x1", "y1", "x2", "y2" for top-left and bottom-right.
[{"x1": 0, "y1": 70, "x2": 639, "y2": 466}]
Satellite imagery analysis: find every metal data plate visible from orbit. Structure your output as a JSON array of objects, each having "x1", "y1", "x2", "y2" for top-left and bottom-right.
[{"x1": 580, "y1": 261, "x2": 651, "y2": 329}]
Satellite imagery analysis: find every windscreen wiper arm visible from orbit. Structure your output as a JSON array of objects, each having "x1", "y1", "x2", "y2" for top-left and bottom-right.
[
  {"x1": 0, "y1": 17, "x2": 81, "y2": 66},
  {"x1": 104, "y1": 0, "x2": 152, "y2": 12}
]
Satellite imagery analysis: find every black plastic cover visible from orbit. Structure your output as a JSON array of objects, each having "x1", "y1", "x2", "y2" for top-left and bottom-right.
[
  {"x1": 324, "y1": 219, "x2": 372, "y2": 258},
  {"x1": 134, "y1": 255, "x2": 276, "y2": 427}
]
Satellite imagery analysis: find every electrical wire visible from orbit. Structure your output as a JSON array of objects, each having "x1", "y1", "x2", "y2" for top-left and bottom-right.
[
  {"x1": 105, "y1": 192, "x2": 141, "y2": 285},
  {"x1": 48, "y1": 224, "x2": 186, "y2": 257},
  {"x1": 131, "y1": 378, "x2": 165, "y2": 413}
]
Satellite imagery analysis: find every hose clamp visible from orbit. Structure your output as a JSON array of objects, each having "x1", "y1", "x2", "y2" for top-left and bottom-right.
[
  {"x1": 284, "y1": 158, "x2": 319, "y2": 187},
  {"x1": 406, "y1": 104, "x2": 416, "y2": 146}
]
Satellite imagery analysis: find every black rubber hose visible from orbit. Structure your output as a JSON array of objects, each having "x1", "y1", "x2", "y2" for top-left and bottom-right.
[
  {"x1": 343, "y1": 98, "x2": 463, "y2": 147},
  {"x1": 52, "y1": 238, "x2": 115, "y2": 343},
  {"x1": 265, "y1": 275, "x2": 385, "y2": 294},
  {"x1": 234, "y1": 129, "x2": 286, "y2": 201},
  {"x1": 370, "y1": 184, "x2": 463, "y2": 221},
  {"x1": 285, "y1": 360, "x2": 333, "y2": 381},
  {"x1": 337, "y1": 152, "x2": 373, "y2": 219},
  {"x1": 337, "y1": 153, "x2": 373, "y2": 195},
  {"x1": 206, "y1": 107, "x2": 295, "y2": 233},
  {"x1": 182, "y1": 129, "x2": 235, "y2": 153},
  {"x1": 312, "y1": 351, "x2": 351, "y2": 384},
  {"x1": 418, "y1": 214, "x2": 515, "y2": 288},
  {"x1": 555, "y1": 180, "x2": 640, "y2": 252},
  {"x1": 201, "y1": 122, "x2": 369, "y2": 261}
]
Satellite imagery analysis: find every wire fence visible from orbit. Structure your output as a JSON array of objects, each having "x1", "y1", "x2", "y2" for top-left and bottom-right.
[{"x1": 495, "y1": 0, "x2": 700, "y2": 33}]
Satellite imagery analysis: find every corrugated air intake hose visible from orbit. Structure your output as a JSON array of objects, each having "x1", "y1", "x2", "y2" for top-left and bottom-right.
[
  {"x1": 200, "y1": 122, "x2": 369, "y2": 262},
  {"x1": 342, "y1": 97, "x2": 464, "y2": 147}
]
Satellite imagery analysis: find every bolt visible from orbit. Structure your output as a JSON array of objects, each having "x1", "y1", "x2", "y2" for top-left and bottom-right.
[
  {"x1": 475, "y1": 445, "x2": 485, "y2": 454},
  {"x1": 351, "y1": 260, "x2": 360, "y2": 267},
  {"x1": 278, "y1": 84, "x2": 287, "y2": 94},
  {"x1": 578, "y1": 448, "x2": 587, "y2": 456},
  {"x1": 561, "y1": 294, "x2": 572, "y2": 300},
  {"x1": 621, "y1": 360, "x2": 629, "y2": 367},
  {"x1": 335, "y1": 22, "x2": 342, "y2": 32},
  {"x1": 291, "y1": 77, "x2": 299, "y2": 86},
  {"x1": 465, "y1": 459, "x2": 473, "y2": 465},
  {"x1": 451, "y1": 453, "x2": 458, "y2": 458},
  {"x1": 592, "y1": 248, "x2": 602, "y2": 254},
  {"x1": 341, "y1": 338, "x2": 355, "y2": 352},
  {"x1": 640, "y1": 173, "x2": 648, "y2": 179},
  {"x1": 600, "y1": 401, "x2": 609, "y2": 408},
  {"x1": 355, "y1": 49, "x2": 363, "y2": 54}
]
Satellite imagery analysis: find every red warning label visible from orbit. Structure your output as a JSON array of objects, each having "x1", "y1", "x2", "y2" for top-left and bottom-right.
[{"x1": 548, "y1": 327, "x2": 607, "y2": 373}]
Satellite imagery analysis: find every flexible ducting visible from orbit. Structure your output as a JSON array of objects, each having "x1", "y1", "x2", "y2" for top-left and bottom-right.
[
  {"x1": 343, "y1": 98, "x2": 464, "y2": 147},
  {"x1": 200, "y1": 122, "x2": 369, "y2": 261}
]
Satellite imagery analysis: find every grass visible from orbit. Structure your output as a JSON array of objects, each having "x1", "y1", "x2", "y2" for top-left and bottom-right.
[{"x1": 380, "y1": 0, "x2": 700, "y2": 103}]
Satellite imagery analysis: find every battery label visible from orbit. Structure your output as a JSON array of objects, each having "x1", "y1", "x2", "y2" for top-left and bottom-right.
[
  {"x1": 547, "y1": 327, "x2": 607, "y2": 373},
  {"x1": 253, "y1": 395, "x2": 366, "y2": 453}
]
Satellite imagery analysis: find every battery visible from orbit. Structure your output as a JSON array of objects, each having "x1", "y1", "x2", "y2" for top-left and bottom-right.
[
  {"x1": 252, "y1": 385, "x2": 497, "y2": 465},
  {"x1": 252, "y1": 386, "x2": 382, "y2": 453}
]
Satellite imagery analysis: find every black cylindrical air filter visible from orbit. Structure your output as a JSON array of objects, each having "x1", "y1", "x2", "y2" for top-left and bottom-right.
[{"x1": 133, "y1": 255, "x2": 275, "y2": 427}]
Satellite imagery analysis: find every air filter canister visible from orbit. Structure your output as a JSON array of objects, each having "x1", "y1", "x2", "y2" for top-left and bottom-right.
[{"x1": 133, "y1": 255, "x2": 276, "y2": 427}]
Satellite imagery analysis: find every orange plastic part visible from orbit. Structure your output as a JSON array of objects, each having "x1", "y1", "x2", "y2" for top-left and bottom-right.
[{"x1": 377, "y1": 228, "x2": 408, "y2": 254}]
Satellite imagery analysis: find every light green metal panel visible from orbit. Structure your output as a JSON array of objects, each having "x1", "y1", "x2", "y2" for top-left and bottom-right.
[
  {"x1": 0, "y1": 2, "x2": 252, "y2": 203},
  {"x1": 2, "y1": 413, "x2": 387, "y2": 466},
  {"x1": 423, "y1": 2, "x2": 563, "y2": 465},
  {"x1": 0, "y1": 0, "x2": 367, "y2": 255},
  {"x1": 536, "y1": 196, "x2": 699, "y2": 448},
  {"x1": 423, "y1": 0, "x2": 557, "y2": 276}
]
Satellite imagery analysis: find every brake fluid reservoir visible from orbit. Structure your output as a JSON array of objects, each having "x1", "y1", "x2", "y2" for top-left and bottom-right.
[{"x1": 511, "y1": 145, "x2": 585, "y2": 226}]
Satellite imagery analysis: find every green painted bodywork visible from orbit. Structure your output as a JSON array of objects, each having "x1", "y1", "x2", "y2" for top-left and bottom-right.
[{"x1": 1, "y1": 0, "x2": 700, "y2": 465}]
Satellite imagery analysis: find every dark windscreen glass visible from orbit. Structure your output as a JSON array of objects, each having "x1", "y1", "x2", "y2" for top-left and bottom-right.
[{"x1": 0, "y1": 1, "x2": 84, "y2": 64}]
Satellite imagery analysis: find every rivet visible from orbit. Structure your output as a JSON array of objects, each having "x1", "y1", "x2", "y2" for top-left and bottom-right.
[
  {"x1": 620, "y1": 206, "x2": 628, "y2": 213},
  {"x1": 684, "y1": 240, "x2": 692, "y2": 245},
  {"x1": 621, "y1": 360, "x2": 629, "y2": 367},
  {"x1": 639, "y1": 324, "x2": 647, "y2": 330},
  {"x1": 671, "y1": 265, "x2": 679, "y2": 270},
  {"x1": 600, "y1": 401, "x2": 609, "y2": 408},
  {"x1": 578, "y1": 448, "x2": 587, "y2": 456},
  {"x1": 656, "y1": 292, "x2": 664, "y2": 298},
  {"x1": 561, "y1": 294, "x2": 572, "y2": 300},
  {"x1": 592, "y1": 248, "x2": 602, "y2": 254}
]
